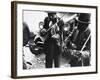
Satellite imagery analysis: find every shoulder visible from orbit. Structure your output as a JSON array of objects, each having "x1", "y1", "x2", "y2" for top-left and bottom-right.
[
  {"x1": 57, "y1": 18, "x2": 64, "y2": 26},
  {"x1": 44, "y1": 17, "x2": 50, "y2": 21}
]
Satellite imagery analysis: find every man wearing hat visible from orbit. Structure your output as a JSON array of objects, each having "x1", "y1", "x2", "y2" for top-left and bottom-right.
[
  {"x1": 75, "y1": 13, "x2": 91, "y2": 50},
  {"x1": 69, "y1": 13, "x2": 91, "y2": 67},
  {"x1": 43, "y1": 12, "x2": 64, "y2": 68}
]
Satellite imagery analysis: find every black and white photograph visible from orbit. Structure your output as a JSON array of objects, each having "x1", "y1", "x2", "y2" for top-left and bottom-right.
[
  {"x1": 23, "y1": 11, "x2": 91, "y2": 69},
  {"x1": 11, "y1": 1, "x2": 97, "y2": 78}
]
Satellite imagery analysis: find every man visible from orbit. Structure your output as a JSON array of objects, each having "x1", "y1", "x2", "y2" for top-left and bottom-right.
[
  {"x1": 43, "y1": 12, "x2": 64, "y2": 68},
  {"x1": 69, "y1": 13, "x2": 91, "y2": 67},
  {"x1": 75, "y1": 13, "x2": 91, "y2": 50}
]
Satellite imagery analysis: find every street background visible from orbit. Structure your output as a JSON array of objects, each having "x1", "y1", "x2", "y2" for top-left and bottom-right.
[{"x1": 0, "y1": 0, "x2": 99, "y2": 80}]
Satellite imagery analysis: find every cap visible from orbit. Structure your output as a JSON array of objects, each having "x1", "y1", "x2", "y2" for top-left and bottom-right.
[{"x1": 47, "y1": 11, "x2": 56, "y2": 15}]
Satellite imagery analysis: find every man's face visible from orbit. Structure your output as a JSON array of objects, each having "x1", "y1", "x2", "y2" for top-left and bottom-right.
[{"x1": 48, "y1": 14, "x2": 56, "y2": 19}]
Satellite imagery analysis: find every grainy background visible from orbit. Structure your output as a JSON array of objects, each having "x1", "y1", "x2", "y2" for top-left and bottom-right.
[{"x1": 0, "y1": 0, "x2": 99, "y2": 80}]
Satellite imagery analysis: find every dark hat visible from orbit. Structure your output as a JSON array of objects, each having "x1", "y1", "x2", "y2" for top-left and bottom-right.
[
  {"x1": 78, "y1": 13, "x2": 91, "y2": 24},
  {"x1": 47, "y1": 12, "x2": 56, "y2": 15}
]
